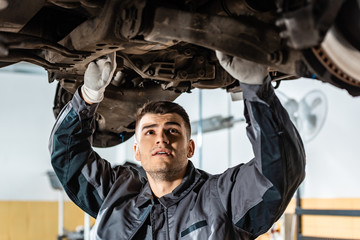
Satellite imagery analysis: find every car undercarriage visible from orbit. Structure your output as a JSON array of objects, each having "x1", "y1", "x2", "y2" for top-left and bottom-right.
[{"x1": 0, "y1": 0, "x2": 359, "y2": 147}]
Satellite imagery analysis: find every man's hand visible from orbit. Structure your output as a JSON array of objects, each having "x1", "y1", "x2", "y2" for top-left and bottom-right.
[
  {"x1": 216, "y1": 51, "x2": 268, "y2": 85},
  {"x1": 81, "y1": 52, "x2": 117, "y2": 104}
]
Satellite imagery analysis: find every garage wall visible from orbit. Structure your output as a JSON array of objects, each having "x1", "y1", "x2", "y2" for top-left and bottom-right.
[
  {"x1": 1, "y1": 65, "x2": 360, "y2": 239},
  {"x1": 0, "y1": 70, "x2": 59, "y2": 201},
  {"x1": 0, "y1": 69, "x2": 120, "y2": 201},
  {"x1": 1, "y1": 66, "x2": 360, "y2": 200}
]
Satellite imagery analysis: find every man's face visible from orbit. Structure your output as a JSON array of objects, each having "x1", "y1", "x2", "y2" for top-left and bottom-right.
[{"x1": 134, "y1": 113, "x2": 195, "y2": 182}]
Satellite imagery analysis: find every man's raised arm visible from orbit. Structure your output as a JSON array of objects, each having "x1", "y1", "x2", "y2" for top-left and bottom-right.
[
  {"x1": 49, "y1": 54, "x2": 143, "y2": 218},
  {"x1": 216, "y1": 51, "x2": 306, "y2": 238}
]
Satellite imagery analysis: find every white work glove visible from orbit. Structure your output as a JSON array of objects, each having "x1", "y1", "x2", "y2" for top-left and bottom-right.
[
  {"x1": 216, "y1": 51, "x2": 268, "y2": 85},
  {"x1": 81, "y1": 52, "x2": 117, "y2": 103}
]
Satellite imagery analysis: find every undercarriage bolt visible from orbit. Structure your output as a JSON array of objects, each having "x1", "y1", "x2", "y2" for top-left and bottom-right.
[
  {"x1": 197, "y1": 69, "x2": 205, "y2": 77},
  {"x1": 179, "y1": 70, "x2": 188, "y2": 79},
  {"x1": 197, "y1": 56, "x2": 205, "y2": 64},
  {"x1": 267, "y1": 51, "x2": 282, "y2": 64},
  {"x1": 147, "y1": 69, "x2": 155, "y2": 76},
  {"x1": 184, "y1": 49, "x2": 192, "y2": 56}
]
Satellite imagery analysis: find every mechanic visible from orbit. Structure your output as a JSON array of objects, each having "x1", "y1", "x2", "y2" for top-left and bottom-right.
[{"x1": 49, "y1": 51, "x2": 306, "y2": 239}]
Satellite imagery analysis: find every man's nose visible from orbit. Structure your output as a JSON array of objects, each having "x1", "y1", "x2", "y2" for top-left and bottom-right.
[{"x1": 156, "y1": 131, "x2": 169, "y2": 144}]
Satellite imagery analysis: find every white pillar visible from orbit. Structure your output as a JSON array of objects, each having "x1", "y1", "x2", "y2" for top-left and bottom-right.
[
  {"x1": 58, "y1": 191, "x2": 64, "y2": 236},
  {"x1": 84, "y1": 213, "x2": 91, "y2": 240}
]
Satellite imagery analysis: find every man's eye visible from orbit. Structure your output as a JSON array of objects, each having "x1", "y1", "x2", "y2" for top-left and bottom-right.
[
  {"x1": 145, "y1": 130, "x2": 154, "y2": 135},
  {"x1": 169, "y1": 128, "x2": 179, "y2": 134}
]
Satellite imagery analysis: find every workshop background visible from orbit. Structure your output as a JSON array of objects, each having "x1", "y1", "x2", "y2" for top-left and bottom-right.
[{"x1": 0, "y1": 64, "x2": 359, "y2": 239}]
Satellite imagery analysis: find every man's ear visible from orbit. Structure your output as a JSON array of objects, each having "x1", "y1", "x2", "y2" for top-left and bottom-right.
[
  {"x1": 134, "y1": 143, "x2": 140, "y2": 162},
  {"x1": 187, "y1": 139, "x2": 195, "y2": 158}
]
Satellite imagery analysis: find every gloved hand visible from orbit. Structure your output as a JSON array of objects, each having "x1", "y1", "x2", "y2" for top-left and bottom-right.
[
  {"x1": 81, "y1": 52, "x2": 117, "y2": 103},
  {"x1": 215, "y1": 50, "x2": 268, "y2": 85}
]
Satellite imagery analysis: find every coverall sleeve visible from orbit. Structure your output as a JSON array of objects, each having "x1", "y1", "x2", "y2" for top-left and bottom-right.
[
  {"x1": 217, "y1": 79, "x2": 306, "y2": 238},
  {"x1": 48, "y1": 88, "x2": 142, "y2": 218}
]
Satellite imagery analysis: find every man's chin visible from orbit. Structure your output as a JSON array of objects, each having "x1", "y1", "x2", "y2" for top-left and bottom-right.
[
  {"x1": 151, "y1": 155, "x2": 173, "y2": 162},
  {"x1": 145, "y1": 167, "x2": 183, "y2": 182}
]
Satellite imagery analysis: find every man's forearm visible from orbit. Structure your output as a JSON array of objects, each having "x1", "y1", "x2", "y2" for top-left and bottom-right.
[
  {"x1": 80, "y1": 86, "x2": 95, "y2": 105},
  {"x1": 221, "y1": 80, "x2": 305, "y2": 238},
  {"x1": 49, "y1": 87, "x2": 104, "y2": 218},
  {"x1": 241, "y1": 80, "x2": 305, "y2": 195}
]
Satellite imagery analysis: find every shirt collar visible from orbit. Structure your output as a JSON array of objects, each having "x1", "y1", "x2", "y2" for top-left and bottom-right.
[{"x1": 134, "y1": 161, "x2": 203, "y2": 208}]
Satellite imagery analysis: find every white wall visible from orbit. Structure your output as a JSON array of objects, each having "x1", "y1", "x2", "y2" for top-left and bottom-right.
[
  {"x1": 274, "y1": 79, "x2": 360, "y2": 198},
  {"x1": 0, "y1": 70, "x2": 59, "y2": 200},
  {"x1": 1, "y1": 65, "x2": 359, "y2": 200},
  {"x1": 0, "y1": 68, "x2": 119, "y2": 201}
]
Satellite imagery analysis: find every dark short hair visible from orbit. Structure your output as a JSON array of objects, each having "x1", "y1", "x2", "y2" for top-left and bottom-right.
[{"x1": 135, "y1": 101, "x2": 191, "y2": 138}]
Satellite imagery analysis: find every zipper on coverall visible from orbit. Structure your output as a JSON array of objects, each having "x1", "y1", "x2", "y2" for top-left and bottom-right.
[{"x1": 164, "y1": 206, "x2": 170, "y2": 240}]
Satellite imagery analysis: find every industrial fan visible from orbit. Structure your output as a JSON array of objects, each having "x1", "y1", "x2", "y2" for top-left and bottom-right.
[{"x1": 277, "y1": 89, "x2": 328, "y2": 143}]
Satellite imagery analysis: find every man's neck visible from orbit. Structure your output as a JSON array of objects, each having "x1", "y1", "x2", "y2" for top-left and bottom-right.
[{"x1": 147, "y1": 174, "x2": 184, "y2": 198}]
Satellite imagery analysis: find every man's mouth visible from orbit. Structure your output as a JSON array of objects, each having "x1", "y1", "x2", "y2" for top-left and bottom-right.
[
  {"x1": 156, "y1": 152, "x2": 169, "y2": 155},
  {"x1": 152, "y1": 149, "x2": 172, "y2": 156}
]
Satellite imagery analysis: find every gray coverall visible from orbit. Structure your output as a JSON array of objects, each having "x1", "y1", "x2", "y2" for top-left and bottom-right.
[{"x1": 49, "y1": 81, "x2": 306, "y2": 239}]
